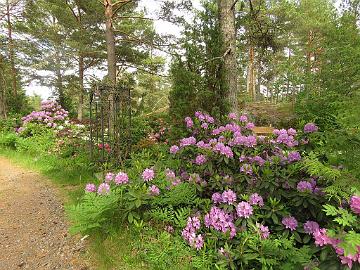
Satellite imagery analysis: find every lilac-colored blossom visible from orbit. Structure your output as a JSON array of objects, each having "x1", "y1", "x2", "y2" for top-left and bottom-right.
[
  {"x1": 149, "y1": 185, "x2": 160, "y2": 195},
  {"x1": 204, "y1": 206, "x2": 236, "y2": 238},
  {"x1": 297, "y1": 181, "x2": 313, "y2": 192},
  {"x1": 142, "y1": 168, "x2": 155, "y2": 181},
  {"x1": 256, "y1": 223, "x2": 270, "y2": 239},
  {"x1": 169, "y1": 145, "x2": 179, "y2": 154},
  {"x1": 185, "y1": 117, "x2": 194, "y2": 128},
  {"x1": 195, "y1": 154, "x2": 207, "y2": 165},
  {"x1": 222, "y1": 190, "x2": 237, "y2": 204},
  {"x1": 239, "y1": 115, "x2": 248, "y2": 122},
  {"x1": 97, "y1": 183, "x2": 110, "y2": 195},
  {"x1": 287, "y1": 151, "x2": 301, "y2": 163},
  {"x1": 212, "y1": 193, "x2": 223, "y2": 204},
  {"x1": 287, "y1": 128, "x2": 297, "y2": 136},
  {"x1": 282, "y1": 216, "x2": 298, "y2": 231},
  {"x1": 228, "y1": 112, "x2": 237, "y2": 120},
  {"x1": 236, "y1": 201, "x2": 253, "y2": 218},
  {"x1": 165, "y1": 169, "x2": 176, "y2": 180},
  {"x1": 245, "y1": 122, "x2": 255, "y2": 129},
  {"x1": 105, "y1": 172, "x2": 115, "y2": 183},
  {"x1": 114, "y1": 172, "x2": 129, "y2": 185},
  {"x1": 85, "y1": 183, "x2": 96, "y2": 193},
  {"x1": 350, "y1": 195, "x2": 360, "y2": 215},
  {"x1": 180, "y1": 136, "x2": 196, "y2": 147},
  {"x1": 304, "y1": 123, "x2": 319, "y2": 133},
  {"x1": 249, "y1": 193, "x2": 264, "y2": 207},
  {"x1": 201, "y1": 122, "x2": 209, "y2": 129},
  {"x1": 303, "y1": 221, "x2": 320, "y2": 235}
]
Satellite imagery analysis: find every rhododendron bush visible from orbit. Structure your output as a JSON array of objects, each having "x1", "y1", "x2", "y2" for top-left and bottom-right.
[
  {"x1": 73, "y1": 112, "x2": 360, "y2": 269},
  {"x1": 21, "y1": 100, "x2": 68, "y2": 128}
]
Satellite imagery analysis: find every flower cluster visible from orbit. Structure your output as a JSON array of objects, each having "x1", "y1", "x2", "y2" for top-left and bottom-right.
[
  {"x1": 21, "y1": 100, "x2": 68, "y2": 128},
  {"x1": 204, "y1": 206, "x2": 236, "y2": 238},
  {"x1": 142, "y1": 168, "x2": 155, "y2": 182},
  {"x1": 84, "y1": 171, "x2": 130, "y2": 195},
  {"x1": 311, "y1": 227, "x2": 360, "y2": 269},
  {"x1": 236, "y1": 201, "x2": 253, "y2": 218},
  {"x1": 350, "y1": 195, "x2": 360, "y2": 215},
  {"x1": 182, "y1": 216, "x2": 204, "y2": 250},
  {"x1": 256, "y1": 223, "x2": 270, "y2": 239},
  {"x1": 304, "y1": 123, "x2": 319, "y2": 133},
  {"x1": 282, "y1": 216, "x2": 298, "y2": 231},
  {"x1": 249, "y1": 193, "x2": 264, "y2": 207},
  {"x1": 211, "y1": 189, "x2": 237, "y2": 205},
  {"x1": 273, "y1": 128, "x2": 299, "y2": 147}
]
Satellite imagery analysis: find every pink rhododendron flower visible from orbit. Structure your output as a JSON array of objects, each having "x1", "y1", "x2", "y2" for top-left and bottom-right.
[
  {"x1": 239, "y1": 115, "x2": 248, "y2": 122},
  {"x1": 350, "y1": 195, "x2": 360, "y2": 215},
  {"x1": 249, "y1": 193, "x2": 264, "y2": 207},
  {"x1": 204, "y1": 206, "x2": 236, "y2": 238},
  {"x1": 304, "y1": 123, "x2": 319, "y2": 133},
  {"x1": 105, "y1": 172, "x2": 115, "y2": 183},
  {"x1": 184, "y1": 117, "x2": 194, "y2": 128},
  {"x1": 97, "y1": 183, "x2": 110, "y2": 195},
  {"x1": 212, "y1": 193, "x2": 223, "y2": 204},
  {"x1": 245, "y1": 122, "x2": 255, "y2": 129},
  {"x1": 282, "y1": 216, "x2": 298, "y2": 231},
  {"x1": 149, "y1": 185, "x2": 160, "y2": 195},
  {"x1": 195, "y1": 154, "x2": 207, "y2": 165},
  {"x1": 169, "y1": 145, "x2": 179, "y2": 154},
  {"x1": 222, "y1": 189, "x2": 237, "y2": 204},
  {"x1": 236, "y1": 201, "x2": 253, "y2": 218},
  {"x1": 142, "y1": 168, "x2": 155, "y2": 181},
  {"x1": 303, "y1": 221, "x2": 320, "y2": 234},
  {"x1": 201, "y1": 122, "x2": 209, "y2": 129},
  {"x1": 165, "y1": 169, "x2": 176, "y2": 180},
  {"x1": 228, "y1": 112, "x2": 237, "y2": 120},
  {"x1": 256, "y1": 223, "x2": 270, "y2": 239},
  {"x1": 287, "y1": 151, "x2": 301, "y2": 163},
  {"x1": 114, "y1": 172, "x2": 129, "y2": 185},
  {"x1": 180, "y1": 136, "x2": 196, "y2": 147},
  {"x1": 297, "y1": 181, "x2": 313, "y2": 192},
  {"x1": 85, "y1": 183, "x2": 96, "y2": 193}
]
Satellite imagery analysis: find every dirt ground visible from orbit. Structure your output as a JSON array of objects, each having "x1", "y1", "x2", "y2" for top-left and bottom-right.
[{"x1": 0, "y1": 157, "x2": 89, "y2": 269}]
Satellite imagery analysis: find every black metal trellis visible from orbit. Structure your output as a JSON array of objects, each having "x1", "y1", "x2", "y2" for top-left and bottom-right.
[{"x1": 89, "y1": 83, "x2": 132, "y2": 166}]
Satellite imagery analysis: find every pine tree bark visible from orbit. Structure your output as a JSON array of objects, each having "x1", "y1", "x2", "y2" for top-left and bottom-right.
[
  {"x1": 55, "y1": 49, "x2": 65, "y2": 108},
  {"x1": 104, "y1": 0, "x2": 117, "y2": 86},
  {"x1": 6, "y1": 0, "x2": 17, "y2": 98},
  {"x1": 246, "y1": 45, "x2": 256, "y2": 101},
  {"x1": 218, "y1": 0, "x2": 238, "y2": 113},
  {"x1": 77, "y1": 55, "x2": 84, "y2": 121},
  {"x1": 0, "y1": 55, "x2": 7, "y2": 118}
]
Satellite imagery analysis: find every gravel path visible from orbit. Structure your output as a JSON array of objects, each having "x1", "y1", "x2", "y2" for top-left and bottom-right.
[{"x1": 0, "y1": 157, "x2": 89, "y2": 270}]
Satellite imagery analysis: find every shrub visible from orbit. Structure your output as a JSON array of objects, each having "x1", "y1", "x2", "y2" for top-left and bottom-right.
[{"x1": 72, "y1": 111, "x2": 360, "y2": 269}]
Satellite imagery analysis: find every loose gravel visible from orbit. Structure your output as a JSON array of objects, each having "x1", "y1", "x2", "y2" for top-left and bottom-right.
[{"x1": 0, "y1": 157, "x2": 89, "y2": 270}]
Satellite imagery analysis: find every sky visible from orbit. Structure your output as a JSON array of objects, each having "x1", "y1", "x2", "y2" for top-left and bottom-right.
[{"x1": 25, "y1": 0, "x2": 201, "y2": 99}]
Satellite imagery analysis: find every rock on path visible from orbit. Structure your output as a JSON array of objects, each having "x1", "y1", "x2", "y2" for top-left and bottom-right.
[{"x1": 0, "y1": 157, "x2": 89, "y2": 269}]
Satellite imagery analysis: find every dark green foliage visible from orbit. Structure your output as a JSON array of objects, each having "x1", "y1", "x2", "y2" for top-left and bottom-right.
[{"x1": 169, "y1": 1, "x2": 227, "y2": 136}]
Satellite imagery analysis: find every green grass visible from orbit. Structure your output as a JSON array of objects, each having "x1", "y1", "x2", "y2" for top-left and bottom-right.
[{"x1": 0, "y1": 147, "x2": 91, "y2": 202}]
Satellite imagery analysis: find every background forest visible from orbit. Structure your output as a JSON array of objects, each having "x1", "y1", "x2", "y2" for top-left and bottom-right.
[{"x1": 0, "y1": 0, "x2": 360, "y2": 269}]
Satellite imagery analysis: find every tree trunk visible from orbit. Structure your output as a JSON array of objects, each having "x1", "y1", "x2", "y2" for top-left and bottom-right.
[
  {"x1": 77, "y1": 55, "x2": 84, "y2": 121},
  {"x1": 246, "y1": 45, "x2": 256, "y2": 101},
  {"x1": 0, "y1": 56, "x2": 7, "y2": 118},
  {"x1": 6, "y1": 0, "x2": 17, "y2": 98},
  {"x1": 104, "y1": 0, "x2": 117, "y2": 86},
  {"x1": 218, "y1": 0, "x2": 238, "y2": 113},
  {"x1": 55, "y1": 49, "x2": 65, "y2": 108}
]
